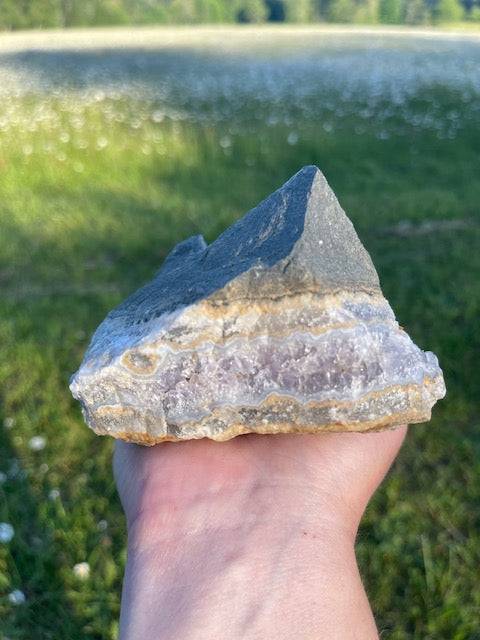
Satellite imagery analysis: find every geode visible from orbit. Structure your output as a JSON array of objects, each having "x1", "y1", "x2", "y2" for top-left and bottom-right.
[{"x1": 70, "y1": 166, "x2": 445, "y2": 444}]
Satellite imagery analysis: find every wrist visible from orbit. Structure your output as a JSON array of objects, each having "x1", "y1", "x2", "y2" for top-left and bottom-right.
[
  {"x1": 126, "y1": 463, "x2": 359, "y2": 555},
  {"x1": 121, "y1": 504, "x2": 375, "y2": 640},
  {"x1": 120, "y1": 479, "x2": 374, "y2": 640}
]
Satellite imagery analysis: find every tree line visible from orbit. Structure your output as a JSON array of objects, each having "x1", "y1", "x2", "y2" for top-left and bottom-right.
[{"x1": 0, "y1": 0, "x2": 478, "y2": 31}]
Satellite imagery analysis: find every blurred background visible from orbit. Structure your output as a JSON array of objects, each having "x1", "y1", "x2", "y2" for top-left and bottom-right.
[{"x1": 0, "y1": 3, "x2": 479, "y2": 639}]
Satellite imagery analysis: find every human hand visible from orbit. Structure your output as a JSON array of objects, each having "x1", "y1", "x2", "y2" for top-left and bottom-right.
[{"x1": 114, "y1": 427, "x2": 407, "y2": 639}]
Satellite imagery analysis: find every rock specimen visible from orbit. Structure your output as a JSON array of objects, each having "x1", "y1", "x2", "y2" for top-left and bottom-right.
[{"x1": 70, "y1": 166, "x2": 445, "y2": 444}]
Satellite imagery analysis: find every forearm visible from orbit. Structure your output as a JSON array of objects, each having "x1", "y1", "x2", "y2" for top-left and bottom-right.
[{"x1": 118, "y1": 499, "x2": 378, "y2": 639}]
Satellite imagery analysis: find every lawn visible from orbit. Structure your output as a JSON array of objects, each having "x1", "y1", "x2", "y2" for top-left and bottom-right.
[{"x1": 0, "y1": 26, "x2": 479, "y2": 639}]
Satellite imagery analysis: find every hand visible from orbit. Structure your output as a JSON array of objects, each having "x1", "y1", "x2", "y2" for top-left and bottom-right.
[{"x1": 114, "y1": 427, "x2": 407, "y2": 640}]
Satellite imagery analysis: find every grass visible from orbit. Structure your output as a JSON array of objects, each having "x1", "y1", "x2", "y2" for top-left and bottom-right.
[{"x1": 1, "y1": 26, "x2": 480, "y2": 639}]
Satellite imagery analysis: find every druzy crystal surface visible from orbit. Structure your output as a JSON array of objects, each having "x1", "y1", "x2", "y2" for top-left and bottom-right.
[{"x1": 70, "y1": 166, "x2": 445, "y2": 443}]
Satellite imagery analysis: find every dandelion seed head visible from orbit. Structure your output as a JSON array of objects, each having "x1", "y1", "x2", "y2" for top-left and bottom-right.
[
  {"x1": 73, "y1": 562, "x2": 90, "y2": 580},
  {"x1": 70, "y1": 116, "x2": 84, "y2": 129},
  {"x1": 49, "y1": 488, "x2": 60, "y2": 501},
  {"x1": 219, "y1": 135, "x2": 231, "y2": 149},
  {"x1": 95, "y1": 136, "x2": 108, "y2": 150},
  {"x1": 287, "y1": 131, "x2": 298, "y2": 145},
  {"x1": 152, "y1": 110, "x2": 164, "y2": 123},
  {"x1": 8, "y1": 589, "x2": 26, "y2": 605},
  {"x1": 0, "y1": 522, "x2": 15, "y2": 543},
  {"x1": 97, "y1": 519, "x2": 108, "y2": 532},
  {"x1": 29, "y1": 436, "x2": 47, "y2": 452}
]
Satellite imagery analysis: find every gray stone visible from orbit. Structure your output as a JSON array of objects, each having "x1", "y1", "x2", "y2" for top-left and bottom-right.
[{"x1": 70, "y1": 166, "x2": 445, "y2": 444}]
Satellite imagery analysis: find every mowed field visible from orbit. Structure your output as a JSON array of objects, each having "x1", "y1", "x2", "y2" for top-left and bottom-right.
[{"x1": 0, "y1": 26, "x2": 479, "y2": 639}]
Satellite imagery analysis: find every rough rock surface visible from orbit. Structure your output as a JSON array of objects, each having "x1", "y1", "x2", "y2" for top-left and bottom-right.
[{"x1": 70, "y1": 166, "x2": 445, "y2": 444}]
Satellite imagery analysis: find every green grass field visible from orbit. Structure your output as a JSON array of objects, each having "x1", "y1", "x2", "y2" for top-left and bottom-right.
[{"x1": 0, "y1": 27, "x2": 479, "y2": 639}]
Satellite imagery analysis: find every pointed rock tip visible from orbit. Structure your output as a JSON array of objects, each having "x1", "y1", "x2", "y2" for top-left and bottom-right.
[
  {"x1": 281, "y1": 164, "x2": 323, "y2": 194},
  {"x1": 105, "y1": 166, "x2": 379, "y2": 330},
  {"x1": 274, "y1": 166, "x2": 381, "y2": 293}
]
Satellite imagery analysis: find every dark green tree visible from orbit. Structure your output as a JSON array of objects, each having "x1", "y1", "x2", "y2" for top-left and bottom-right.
[
  {"x1": 265, "y1": 0, "x2": 285, "y2": 20},
  {"x1": 93, "y1": 0, "x2": 129, "y2": 24},
  {"x1": 327, "y1": 0, "x2": 357, "y2": 21},
  {"x1": 25, "y1": 0, "x2": 63, "y2": 27},
  {"x1": 284, "y1": 0, "x2": 313, "y2": 21},
  {"x1": 0, "y1": 0, "x2": 27, "y2": 29},
  {"x1": 196, "y1": 0, "x2": 234, "y2": 22},
  {"x1": 168, "y1": 0, "x2": 197, "y2": 22},
  {"x1": 237, "y1": 0, "x2": 269, "y2": 22},
  {"x1": 123, "y1": 0, "x2": 170, "y2": 24},
  {"x1": 354, "y1": 0, "x2": 380, "y2": 21},
  {"x1": 379, "y1": 0, "x2": 404, "y2": 21},
  {"x1": 62, "y1": 0, "x2": 94, "y2": 26},
  {"x1": 435, "y1": 0, "x2": 464, "y2": 21},
  {"x1": 404, "y1": 0, "x2": 431, "y2": 22},
  {"x1": 311, "y1": 0, "x2": 332, "y2": 19}
]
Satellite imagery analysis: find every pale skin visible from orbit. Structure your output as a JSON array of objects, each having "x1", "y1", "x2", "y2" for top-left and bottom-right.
[{"x1": 114, "y1": 426, "x2": 407, "y2": 640}]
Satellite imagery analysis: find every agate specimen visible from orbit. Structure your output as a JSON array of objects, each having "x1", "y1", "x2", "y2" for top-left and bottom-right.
[{"x1": 70, "y1": 166, "x2": 445, "y2": 444}]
